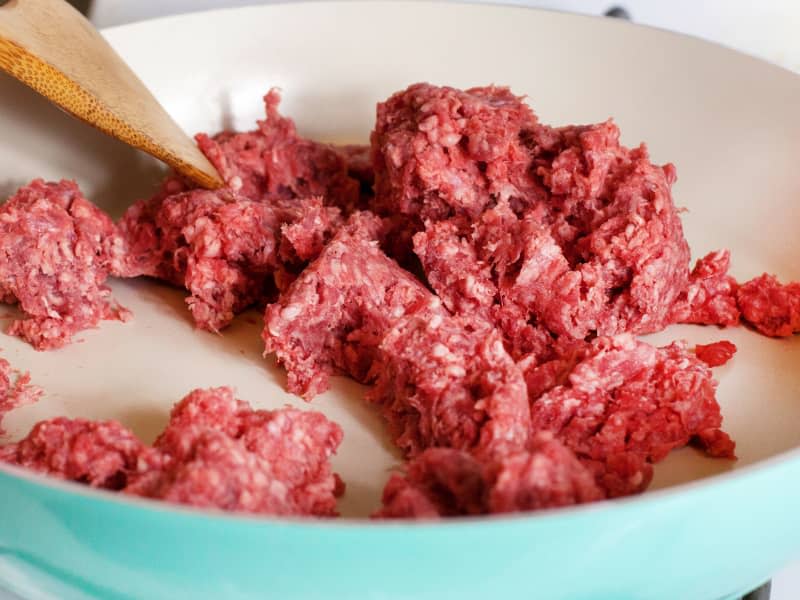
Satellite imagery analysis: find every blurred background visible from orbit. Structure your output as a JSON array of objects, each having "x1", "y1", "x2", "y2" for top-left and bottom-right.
[{"x1": 66, "y1": 0, "x2": 800, "y2": 73}]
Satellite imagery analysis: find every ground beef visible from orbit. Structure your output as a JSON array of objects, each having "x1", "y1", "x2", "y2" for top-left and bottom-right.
[
  {"x1": 126, "y1": 387, "x2": 344, "y2": 516},
  {"x1": 382, "y1": 85, "x2": 691, "y2": 349},
  {"x1": 671, "y1": 250, "x2": 740, "y2": 326},
  {"x1": 375, "y1": 433, "x2": 601, "y2": 519},
  {"x1": 488, "y1": 433, "x2": 604, "y2": 513},
  {"x1": 119, "y1": 189, "x2": 341, "y2": 331},
  {"x1": 737, "y1": 273, "x2": 800, "y2": 337},
  {"x1": 374, "y1": 448, "x2": 487, "y2": 519},
  {"x1": 366, "y1": 312, "x2": 530, "y2": 460},
  {"x1": 695, "y1": 341, "x2": 737, "y2": 367},
  {"x1": 517, "y1": 337, "x2": 591, "y2": 401},
  {"x1": 262, "y1": 212, "x2": 446, "y2": 399},
  {"x1": 0, "y1": 180, "x2": 129, "y2": 350},
  {"x1": 0, "y1": 358, "x2": 42, "y2": 434},
  {"x1": 196, "y1": 89, "x2": 360, "y2": 212},
  {"x1": 0, "y1": 417, "x2": 161, "y2": 489},
  {"x1": 372, "y1": 83, "x2": 544, "y2": 225},
  {"x1": 529, "y1": 334, "x2": 735, "y2": 497},
  {"x1": 1, "y1": 387, "x2": 343, "y2": 517}
]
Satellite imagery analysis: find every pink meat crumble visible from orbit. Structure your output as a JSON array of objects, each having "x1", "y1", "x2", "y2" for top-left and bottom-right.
[
  {"x1": 0, "y1": 180, "x2": 129, "y2": 350},
  {"x1": 263, "y1": 212, "x2": 446, "y2": 399},
  {"x1": 0, "y1": 387, "x2": 343, "y2": 516},
  {"x1": 366, "y1": 311, "x2": 530, "y2": 461},
  {"x1": 196, "y1": 89, "x2": 360, "y2": 212},
  {"x1": 372, "y1": 84, "x2": 544, "y2": 224},
  {"x1": 737, "y1": 273, "x2": 800, "y2": 337},
  {"x1": 116, "y1": 89, "x2": 368, "y2": 331},
  {"x1": 375, "y1": 433, "x2": 602, "y2": 519},
  {"x1": 119, "y1": 189, "x2": 341, "y2": 331},
  {"x1": 528, "y1": 334, "x2": 735, "y2": 497},
  {"x1": 0, "y1": 358, "x2": 42, "y2": 434},
  {"x1": 695, "y1": 341, "x2": 737, "y2": 368},
  {"x1": 376, "y1": 84, "x2": 691, "y2": 351},
  {"x1": 671, "y1": 250, "x2": 740, "y2": 326}
]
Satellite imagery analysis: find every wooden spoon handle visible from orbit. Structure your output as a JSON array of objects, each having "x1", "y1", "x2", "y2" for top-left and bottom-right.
[{"x1": 0, "y1": 0, "x2": 223, "y2": 189}]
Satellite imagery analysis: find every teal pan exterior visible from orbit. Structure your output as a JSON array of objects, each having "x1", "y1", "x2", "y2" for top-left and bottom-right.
[{"x1": 0, "y1": 452, "x2": 798, "y2": 600}]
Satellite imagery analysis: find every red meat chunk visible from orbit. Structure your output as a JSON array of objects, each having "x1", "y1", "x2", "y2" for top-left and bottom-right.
[
  {"x1": 0, "y1": 358, "x2": 42, "y2": 434},
  {"x1": 0, "y1": 180, "x2": 129, "y2": 350},
  {"x1": 737, "y1": 273, "x2": 800, "y2": 337},
  {"x1": 375, "y1": 433, "x2": 601, "y2": 519},
  {"x1": 0, "y1": 417, "x2": 161, "y2": 489},
  {"x1": 263, "y1": 212, "x2": 446, "y2": 399},
  {"x1": 529, "y1": 334, "x2": 735, "y2": 497},
  {"x1": 366, "y1": 312, "x2": 530, "y2": 460},
  {"x1": 196, "y1": 89, "x2": 360, "y2": 212},
  {"x1": 488, "y1": 433, "x2": 604, "y2": 513},
  {"x1": 1, "y1": 387, "x2": 344, "y2": 517},
  {"x1": 387, "y1": 85, "x2": 691, "y2": 348},
  {"x1": 372, "y1": 83, "x2": 544, "y2": 224},
  {"x1": 695, "y1": 341, "x2": 737, "y2": 368},
  {"x1": 671, "y1": 250, "x2": 740, "y2": 326},
  {"x1": 127, "y1": 387, "x2": 344, "y2": 516},
  {"x1": 119, "y1": 189, "x2": 341, "y2": 331},
  {"x1": 374, "y1": 448, "x2": 488, "y2": 519}
]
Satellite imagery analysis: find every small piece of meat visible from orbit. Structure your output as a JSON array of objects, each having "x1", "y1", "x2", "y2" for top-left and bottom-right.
[
  {"x1": 128, "y1": 387, "x2": 344, "y2": 516},
  {"x1": 374, "y1": 448, "x2": 488, "y2": 519},
  {"x1": 695, "y1": 341, "x2": 737, "y2": 368},
  {"x1": 529, "y1": 334, "x2": 735, "y2": 497},
  {"x1": 671, "y1": 250, "x2": 740, "y2": 326},
  {"x1": 488, "y1": 433, "x2": 604, "y2": 513},
  {"x1": 263, "y1": 212, "x2": 446, "y2": 399},
  {"x1": 366, "y1": 312, "x2": 530, "y2": 460},
  {"x1": 0, "y1": 417, "x2": 161, "y2": 489},
  {"x1": 0, "y1": 180, "x2": 129, "y2": 350},
  {"x1": 375, "y1": 433, "x2": 602, "y2": 519},
  {"x1": 372, "y1": 83, "x2": 545, "y2": 225},
  {"x1": 737, "y1": 273, "x2": 800, "y2": 337},
  {"x1": 0, "y1": 358, "x2": 42, "y2": 434},
  {"x1": 196, "y1": 89, "x2": 360, "y2": 212},
  {"x1": 1, "y1": 387, "x2": 344, "y2": 517},
  {"x1": 119, "y1": 189, "x2": 341, "y2": 331}
]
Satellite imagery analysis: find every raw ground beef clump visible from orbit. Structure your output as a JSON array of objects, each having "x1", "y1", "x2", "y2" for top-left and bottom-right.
[
  {"x1": 371, "y1": 84, "x2": 544, "y2": 224},
  {"x1": 373, "y1": 84, "x2": 691, "y2": 353},
  {"x1": 0, "y1": 180, "x2": 129, "y2": 350},
  {"x1": 196, "y1": 89, "x2": 361, "y2": 212},
  {"x1": 736, "y1": 273, "x2": 800, "y2": 337},
  {"x1": 117, "y1": 89, "x2": 366, "y2": 331},
  {"x1": 670, "y1": 250, "x2": 740, "y2": 326},
  {"x1": 366, "y1": 311, "x2": 530, "y2": 461},
  {"x1": 528, "y1": 334, "x2": 735, "y2": 497},
  {"x1": 0, "y1": 358, "x2": 42, "y2": 434},
  {"x1": 376, "y1": 433, "x2": 602, "y2": 519},
  {"x1": 263, "y1": 212, "x2": 447, "y2": 399},
  {"x1": 0, "y1": 387, "x2": 344, "y2": 517},
  {"x1": 374, "y1": 332, "x2": 734, "y2": 516},
  {"x1": 119, "y1": 188, "x2": 341, "y2": 331}
]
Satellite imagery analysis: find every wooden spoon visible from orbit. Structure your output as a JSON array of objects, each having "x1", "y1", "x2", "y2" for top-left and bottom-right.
[{"x1": 0, "y1": 0, "x2": 224, "y2": 189}]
